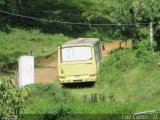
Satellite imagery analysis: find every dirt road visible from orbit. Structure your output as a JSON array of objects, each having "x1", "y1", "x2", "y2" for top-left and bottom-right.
[{"x1": 35, "y1": 40, "x2": 132, "y2": 83}]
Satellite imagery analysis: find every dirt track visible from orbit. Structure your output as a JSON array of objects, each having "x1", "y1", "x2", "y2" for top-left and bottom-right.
[{"x1": 35, "y1": 40, "x2": 132, "y2": 83}]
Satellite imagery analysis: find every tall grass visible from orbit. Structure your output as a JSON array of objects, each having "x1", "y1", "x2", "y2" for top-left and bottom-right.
[
  {"x1": 96, "y1": 40, "x2": 160, "y2": 104},
  {"x1": 0, "y1": 28, "x2": 70, "y2": 56},
  {"x1": 22, "y1": 82, "x2": 72, "y2": 120}
]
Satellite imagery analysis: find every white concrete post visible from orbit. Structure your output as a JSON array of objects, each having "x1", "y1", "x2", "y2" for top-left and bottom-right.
[
  {"x1": 18, "y1": 56, "x2": 34, "y2": 88},
  {"x1": 150, "y1": 22, "x2": 153, "y2": 44}
]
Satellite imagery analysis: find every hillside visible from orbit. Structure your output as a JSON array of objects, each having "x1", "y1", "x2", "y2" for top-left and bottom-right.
[
  {"x1": 0, "y1": 28, "x2": 70, "y2": 73},
  {"x1": 22, "y1": 41, "x2": 160, "y2": 119}
]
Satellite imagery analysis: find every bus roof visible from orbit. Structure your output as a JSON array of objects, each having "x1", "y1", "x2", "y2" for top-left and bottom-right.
[{"x1": 61, "y1": 38, "x2": 100, "y2": 47}]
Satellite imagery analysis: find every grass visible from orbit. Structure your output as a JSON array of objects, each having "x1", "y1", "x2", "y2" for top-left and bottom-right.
[
  {"x1": 98, "y1": 62, "x2": 160, "y2": 102},
  {"x1": 67, "y1": 61, "x2": 160, "y2": 113},
  {"x1": 0, "y1": 28, "x2": 70, "y2": 57}
]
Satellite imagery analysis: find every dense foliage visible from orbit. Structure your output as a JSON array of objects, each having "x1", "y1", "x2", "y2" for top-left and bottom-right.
[
  {"x1": 1, "y1": 0, "x2": 160, "y2": 41},
  {"x1": 0, "y1": 76, "x2": 28, "y2": 119},
  {"x1": 22, "y1": 83, "x2": 72, "y2": 120},
  {"x1": 98, "y1": 40, "x2": 159, "y2": 84}
]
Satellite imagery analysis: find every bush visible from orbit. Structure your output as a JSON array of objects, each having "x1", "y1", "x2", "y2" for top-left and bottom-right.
[
  {"x1": 97, "y1": 49, "x2": 137, "y2": 86},
  {"x1": 97, "y1": 40, "x2": 159, "y2": 86},
  {"x1": 99, "y1": 40, "x2": 158, "y2": 75},
  {"x1": 43, "y1": 103, "x2": 71, "y2": 120},
  {"x1": 99, "y1": 49, "x2": 137, "y2": 73},
  {"x1": 23, "y1": 83, "x2": 72, "y2": 119},
  {"x1": 134, "y1": 40, "x2": 157, "y2": 62},
  {"x1": 0, "y1": 76, "x2": 28, "y2": 119},
  {"x1": 0, "y1": 51, "x2": 26, "y2": 72}
]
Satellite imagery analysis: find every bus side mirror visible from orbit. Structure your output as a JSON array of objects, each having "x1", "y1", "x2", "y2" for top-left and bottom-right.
[{"x1": 101, "y1": 44, "x2": 105, "y2": 51}]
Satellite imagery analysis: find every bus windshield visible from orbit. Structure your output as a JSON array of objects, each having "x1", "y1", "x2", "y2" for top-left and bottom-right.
[{"x1": 61, "y1": 46, "x2": 92, "y2": 62}]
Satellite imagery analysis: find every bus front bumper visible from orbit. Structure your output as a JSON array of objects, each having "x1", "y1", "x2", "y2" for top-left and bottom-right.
[{"x1": 59, "y1": 75, "x2": 96, "y2": 83}]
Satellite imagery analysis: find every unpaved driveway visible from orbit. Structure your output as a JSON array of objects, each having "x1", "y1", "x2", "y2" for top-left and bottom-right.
[{"x1": 35, "y1": 62, "x2": 58, "y2": 83}]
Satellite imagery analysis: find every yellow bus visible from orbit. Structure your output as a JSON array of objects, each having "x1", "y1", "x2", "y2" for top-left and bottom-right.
[{"x1": 58, "y1": 38, "x2": 102, "y2": 84}]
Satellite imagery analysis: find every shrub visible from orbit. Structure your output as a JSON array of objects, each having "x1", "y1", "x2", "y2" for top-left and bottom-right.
[
  {"x1": 134, "y1": 40, "x2": 157, "y2": 62},
  {"x1": 43, "y1": 104, "x2": 71, "y2": 120},
  {"x1": 0, "y1": 51, "x2": 26, "y2": 72},
  {"x1": 97, "y1": 49, "x2": 138, "y2": 86},
  {"x1": 99, "y1": 40, "x2": 157, "y2": 80},
  {"x1": 97, "y1": 40, "x2": 159, "y2": 86},
  {"x1": 99, "y1": 49, "x2": 137, "y2": 74},
  {"x1": 0, "y1": 76, "x2": 28, "y2": 119},
  {"x1": 23, "y1": 83, "x2": 72, "y2": 119}
]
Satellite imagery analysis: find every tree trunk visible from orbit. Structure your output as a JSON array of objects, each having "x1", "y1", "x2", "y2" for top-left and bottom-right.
[
  {"x1": 15, "y1": 0, "x2": 24, "y2": 24},
  {"x1": 15, "y1": 0, "x2": 22, "y2": 15}
]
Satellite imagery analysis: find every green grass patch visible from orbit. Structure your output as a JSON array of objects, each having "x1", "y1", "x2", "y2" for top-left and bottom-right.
[
  {"x1": 0, "y1": 28, "x2": 71, "y2": 70},
  {"x1": 0, "y1": 28, "x2": 70, "y2": 57}
]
